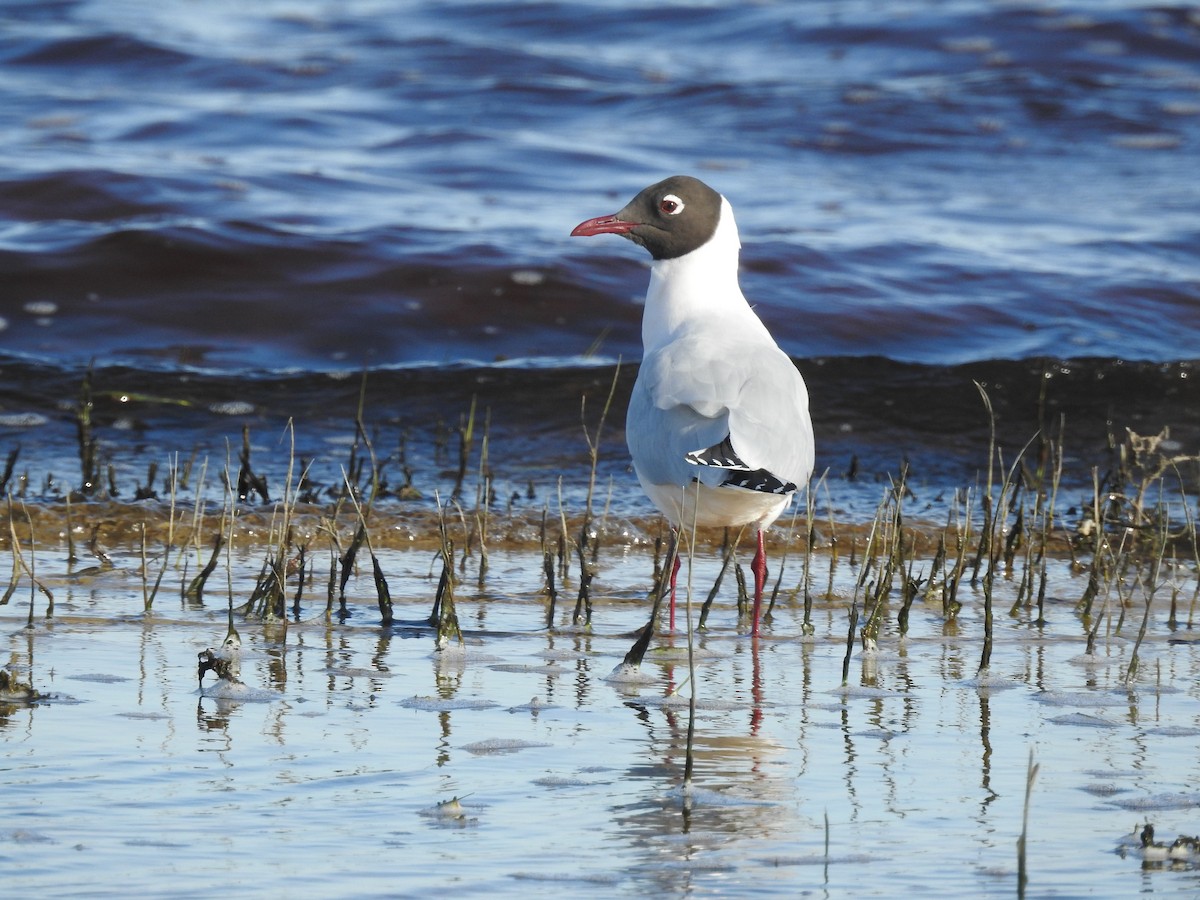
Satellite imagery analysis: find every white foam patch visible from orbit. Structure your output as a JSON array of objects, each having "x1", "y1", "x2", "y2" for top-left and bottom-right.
[
  {"x1": 961, "y1": 672, "x2": 1022, "y2": 691},
  {"x1": 460, "y1": 738, "x2": 553, "y2": 754},
  {"x1": 116, "y1": 711, "x2": 172, "y2": 720},
  {"x1": 535, "y1": 648, "x2": 589, "y2": 661},
  {"x1": 831, "y1": 686, "x2": 903, "y2": 699},
  {"x1": 1068, "y1": 652, "x2": 1125, "y2": 668},
  {"x1": 69, "y1": 673, "x2": 133, "y2": 683},
  {"x1": 0, "y1": 412, "x2": 47, "y2": 427},
  {"x1": 1035, "y1": 691, "x2": 1127, "y2": 707},
  {"x1": 1048, "y1": 712, "x2": 1119, "y2": 728},
  {"x1": 488, "y1": 663, "x2": 566, "y2": 675},
  {"x1": 400, "y1": 696, "x2": 499, "y2": 711},
  {"x1": 1144, "y1": 725, "x2": 1200, "y2": 737},
  {"x1": 199, "y1": 681, "x2": 279, "y2": 702},
  {"x1": 431, "y1": 644, "x2": 470, "y2": 661},
  {"x1": 1081, "y1": 783, "x2": 1129, "y2": 796},
  {"x1": 326, "y1": 666, "x2": 394, "y2": 679},
  {"x1": 507, "y1": 697, "x2": 560, "y2": 713},
  {"x1": 666, "y1": 783, "x2": 775, "y2": 808},
  {"x1": 209, "y1": 401, "x2": 256, "y2": 415},
  {"x1": 509, "y1": 871, "x2": 621, "y2": 885},
  {"x1": 605, "y1": 662, "x2": 659, "y2": 684},
  {"x1": 755, "y1": 853, "x2": 874, "y2": 867},
  {"x1": 635, "y1": 694, "x2": 751, "y2": 711},
  {"x1": 532, "y1": 775, "x2": 590, "y2": 788},
  {"x1": 1112, "y1": 793, "x2": 1200, "y2": 811}
]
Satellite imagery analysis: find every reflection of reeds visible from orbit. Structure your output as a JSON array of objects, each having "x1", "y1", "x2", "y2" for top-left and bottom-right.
[
  {"x1": 1018, "y1": 748, "x2": 1040, "y2": 899},
  {"x1": 571, "y1": 365, "x2": 620, "y2": 628}
]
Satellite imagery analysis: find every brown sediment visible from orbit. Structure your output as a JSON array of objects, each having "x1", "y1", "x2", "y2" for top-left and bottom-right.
[{"x1": 0, "y1": 495, "x2": 1089, "y2": 557}]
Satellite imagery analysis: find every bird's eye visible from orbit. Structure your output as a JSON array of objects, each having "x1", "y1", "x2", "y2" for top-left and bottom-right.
[{"x1": 659, "y1": 194, "x2": 685, "y2": 216}]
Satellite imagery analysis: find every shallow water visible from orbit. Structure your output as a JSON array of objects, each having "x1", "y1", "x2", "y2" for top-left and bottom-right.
[
  {"x1": 1, "y1": 2, "x2": 1199, "y2": 895},
  {"x1": 4, "y1": 542, "x2": 1200, "y2": 897}
]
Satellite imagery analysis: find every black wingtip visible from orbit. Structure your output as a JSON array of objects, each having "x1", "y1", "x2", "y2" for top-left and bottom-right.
[{"x1": 686, "y1": 436, "x2": 795, "y2": 495}]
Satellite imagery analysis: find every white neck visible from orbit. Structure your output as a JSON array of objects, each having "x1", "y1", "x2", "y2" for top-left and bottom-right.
[{"x1": 641, "y1": 197, "x2": 760, "y2": 353}]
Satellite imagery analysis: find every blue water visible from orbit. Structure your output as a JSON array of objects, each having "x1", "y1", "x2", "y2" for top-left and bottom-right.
[{"x1": 0, "y1": 0, "x2": 1196, "y2": 371}]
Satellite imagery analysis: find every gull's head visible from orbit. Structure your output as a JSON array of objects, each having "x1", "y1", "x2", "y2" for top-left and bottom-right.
[{"x1": 570, "y1": 175, "x2": 727, "y2": 261}]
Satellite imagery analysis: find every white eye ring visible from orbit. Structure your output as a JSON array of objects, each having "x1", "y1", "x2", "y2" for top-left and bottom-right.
[{"x1": 660, "y1": 194, "x2": 685, "y2": 215}]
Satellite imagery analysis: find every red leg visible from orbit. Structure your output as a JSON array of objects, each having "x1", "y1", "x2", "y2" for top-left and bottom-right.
[{"x1": 751, "y1": 529, "x2": 768, "y2": 636}]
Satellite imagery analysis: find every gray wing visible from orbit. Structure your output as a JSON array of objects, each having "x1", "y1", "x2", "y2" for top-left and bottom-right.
[{"x1": 627, "y1": 329, "x2": 814, "y2": 492}]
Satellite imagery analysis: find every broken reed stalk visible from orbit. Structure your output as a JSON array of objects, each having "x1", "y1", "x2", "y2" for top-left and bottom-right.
[
  {"x1": 142, "y1": 453, "x2": 181, "y2": 611},
  {"x1": 186, "y1": 455, "x2": 211, "y2": 557},
  {"x1": 572, "y1": 364, "x2": 621, "y2": 627},
  {"x1": 822, "y1": 477, "x2": 839, "y2": 611},
  {"x1": 1183, "y1": 501, "x2": 1200, "y2": 629},
  {"x1": 291, "y1": 543, "x2": 308, "y2": 617},
  {"x1": 472, "y1": 408, "x2": 492, "y2": 586},
  {"x1": 734, "y1": 559, "x2": 749, "y2": 622},
  {"x1": 0, "y1": 446, "x2": 19, "y2": 497},
  {"x1": 1, "y1": 498, "x2": 20, "y2": 606},
  {"x1": 698, "y1": 526, "x2": 742, "y2": 631},
  {"x1": 184, "y1": 534, "x2": 225, "y2": 602},
  {"x1": 1125, "y1": 503, "x2": 1169, "y2": 684},
  {"x1": 343, "y1": 468, "x2": 392, "y2": 626},
  {"x1": 236, "y1": 424, "x2": 269, "y2": 503},
  {"x1": 242, "y1": 420, "x2": 310, "y2": 621},
  {"x1": 65, "y1": 492, "x2": 76, "y2": 564},
  {"x1": 859, "y1": 483, "x2": 899, "y2": 651},
  {"x1": 452, "y1": 395, "x2": 477, "y2": 501},
  {"x1": 6, "y1": 499, "x2": 53, "y2": 620},
  {"x1": 891, "y1": 467, "x2": 918, "y2": 637},
  {"x1": 979, "y1": 440, "x2": 1033, "y2": 674},
  {"x1": 1084, "y1": 528, "x2": 1126, "y2": 656},
  {"x1": 430, "y1": 491, "x2": 463, "y2": 648},
  {"x1": 801, "y1": 477, "x2": 822, "y2": 636},
  {"x1": 942, "y1": 488, "x2": 971, "y2": 619},
  {"x1": 1078, "y1": 468, "x2": 1108, "y2": 618},
  {"x1": 972, "y1": 387, "x2": 1038, "y2": 674},
  {"x1": 219, "y1": 449, "x2": 240, "y2": 612},
  {"x1": 841, "y1": 596, "x2": 859, "y2": 686},
  {"x1": 764, "y1": 506, "x2": 800, "y2": 624},
  {"x1": 972, "y1": 381, "x2": 998, "y2": 578},
  {"x1": 555, "y1": 476, "x2": 570, "y2": 584},
  {"x1": 329, "y1": 382, "x2": 387, "y2": 619},
  {"x1": 540, "y1": 505, "x2": 559, "y2": 628},
  {"x1": 75, "y1": 365, "x2": 99, "y2": 497}
]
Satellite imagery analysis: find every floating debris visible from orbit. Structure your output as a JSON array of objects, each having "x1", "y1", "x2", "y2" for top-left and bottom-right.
[
  {"x1": 0, "y1": 668, "x2": 41, "y2": 703},
  {"x1": 418, "y1": 795, "x2": 479, "y2": 827},
  {"x1": 197, "y1": 627, "x2": 242, "y2": 689},
  {"x1": 507, "y1": 696, "x2": 560, "y2": 713}
]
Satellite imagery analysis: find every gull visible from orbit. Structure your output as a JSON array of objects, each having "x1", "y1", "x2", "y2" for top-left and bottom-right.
[{"x1": 571, "y1": 175, "x2": 814, "y2": 649}]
